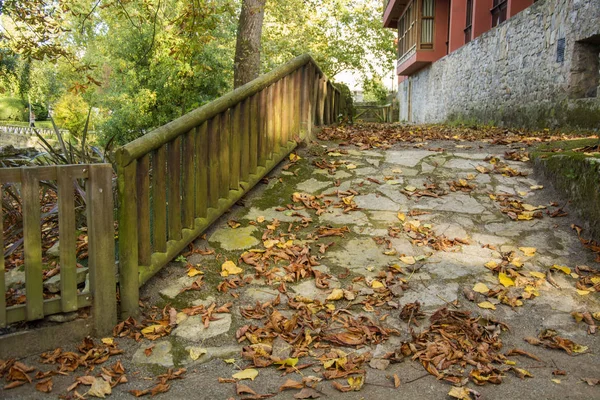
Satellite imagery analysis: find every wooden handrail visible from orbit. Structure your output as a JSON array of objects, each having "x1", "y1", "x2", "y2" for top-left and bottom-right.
[
  {"x1": 116, "y1": 54, "x2": 343, "y2": 319},
  {"x1": 116, "y1": 54, "x2": 339, "y2": 167}
]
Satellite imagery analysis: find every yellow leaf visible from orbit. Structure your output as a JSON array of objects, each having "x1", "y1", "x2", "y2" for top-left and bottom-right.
[
  {"x1": 326, "y1": 303, "x2": 335, "y2": 311},
  {"x1": 187, "y1": 267, "x2": 204, "y2": 277},
  {"x1": 592, "y1": 312, "x2": 600, "y2": 321},
  {"x1": 458, "y1": 179, "x2": 468, "y2": 186},
  {"x1": 477, "y1": 301, "x2": 497, "y2": 310},
  {"x1": 256, "y1": 216, "x2": 265, "y2": 223},
  {"x1": 448, "y1": 386, "x2": 471, "y2": 400},
  {"x1": 289, "y1": 153, "x2": 301, "y2": 162},
  {"x1": 476, "y1": 166, "x2": 488, "y2": 173},
  {"x1": 573, "y1": 344, "x2": 588, "y2": 353},
  {"x1": 384, "y1": 250, "x2": 397, "y2": 256},
  {"x1": 346, "y1": 164, "x2": 357, "y2": 169},
  {"x1": 484, "y1": 261, "x2": 498, "y2": 270},
  {"x1": 397, "y1": 212, "x2": 406, "y2": 222},
  {"x1": 499, "y1": 272, "x2": 515, "y2": 287},
  {"x1": 576, "y1": 290, "x2": 591, "y2": 296},
  {"x1": 342, "y1": 195, "x2": 355, "y2": 205},
  {"x1": 347, "y1": 375, "x2": 364, "y2": 391},
  {"x1": 551, "y1": 265, "x2": 571, "y2": 275},
  {"x1": 371, "y1": 280, "x2": 385, "y2": 289},
  {"x1": 224, "y1": 359, "x2": 236, "y2": 364},
  {"x1": 511, "y1": 258, "x2": 524, "y2": 268},
  {"x1": 263, "y1": 239, "x2": 279, "y2": 249},
  {"x1": 275, "y1": 358, "x2": 298, "y2": 367},
  {"x1": 518, "y1": 191, "x2": 528, "y2": 197},
  {"x1": 489, "y1": 194, "x2": 497, "y2": 200},
  {"x1": 552, "y1": 379, "x2": 561, "y2": 384},
  {"x1": 232, "y1": 368, "x2": 259, "y2": 381},
  {"x1": 529, "y1": 271, "x2": 546, "y2": 279},
  {"x1": 524, "y1": 286, "x2": 539, "y2": 297},
  {"x1": 473, "y1": 282, "x2": 490, "y2": 294},
  {"x1": 277, "y1": 240, "x2": 294, "y2": 249},
  {"x1": 466, "y1": 174, "x2": 475, "y2": 180},
  {"x1": 221, "y1": 260, "x2": 243, "y2": 277},
  {"x1": 530, "y1": 185, "x2": 543, "y2": 190},
  {"x1": 504, "y1": 360, "x2": 516, "y2": 365},
  {"x1": 392, "y1": 168, "x2": 403, "y2": 174},
  {"x1": 400, "y1": 256, "x2": 416, "y2": 265},
  {"x1": 517, "y1": 213, "x2": 534, "y2": 221},
  {"x1": 141, "y1": 324, "x2": 164, "y2": 335},
  {"x1": 101, "y1": 338, "x2": 114, "y2": 345},
  {"x1": 404, "y1": 186, "x2": 417, "y2": 192},
  {"x1": 519, "y1": 247, "x2": 537, "y2": 257},
  {"x1": 522, "y1": 204, "x2": 545, "y2": 211},
  {"x1": 327, "y1": 289, "x2": 344, "y2": 301},
  {"x1": 189, "y1": 347, "x2": 207, "y2": 360}
]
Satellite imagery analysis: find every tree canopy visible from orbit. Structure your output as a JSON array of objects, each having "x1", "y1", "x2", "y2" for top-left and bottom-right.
[{"x1": 0, "y1": 0, "x2": 395, "y2": 144}]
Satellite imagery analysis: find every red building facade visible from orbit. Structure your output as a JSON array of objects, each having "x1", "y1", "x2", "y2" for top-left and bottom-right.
[{"x1": 384, "y1": 0, "x2": 535, "y2": 78}]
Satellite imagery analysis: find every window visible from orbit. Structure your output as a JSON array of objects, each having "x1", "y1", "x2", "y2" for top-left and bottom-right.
[
  {"x1": 421, "y1": 0, "x2": 435, "y2": 49},
  {"x1": 397, "y1": 1, "x2": 417, "y2": 60},
  {"x1": 464, "y1": 0, "x2": 473, "y2": 44},
  {"x1": 491, "y1": 0, "x2": 508, "y2": 28}
]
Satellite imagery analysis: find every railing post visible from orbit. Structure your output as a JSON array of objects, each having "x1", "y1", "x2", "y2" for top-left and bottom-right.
[
  {"x1": 57, "y1": 166, "x2": 78, "y2": 312},
  {"x1": 0, "y1": 200, "x2": 5, "y2": 328},
  {"x1": 195, "y1": 123, "x2": 208, "y2": 218},
  {"x1": 87, "y1": 164, "x2": 117, "y2": 336},
  {"x1": 21, "y1": 168, "x2": 44, "y2": 321},
  {"x1": 117, "y1": 155, "x2": 139, "y2": 319}
]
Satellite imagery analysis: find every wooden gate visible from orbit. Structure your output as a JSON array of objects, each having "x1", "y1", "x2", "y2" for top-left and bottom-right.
[{"x1": 0, "y1": 164, "x2": 116, "y2": 336}]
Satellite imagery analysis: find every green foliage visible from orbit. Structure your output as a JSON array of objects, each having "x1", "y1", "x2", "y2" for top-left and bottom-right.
[
  {"x1": 1, "y1": 0, "x2": 395, "y2": 145},
  {"x1": 0, "y1": 96, "x2": 26, "y2": 121},
  {"x1": 335, "y1": 82, "x2": 355, "y2": 123},
  {"x1": 362, "y1": 76, "x2": 389, "y2": 104},
  {"x1": 52, "y1": 93, "x2": 90, "y2": 137},
  {"x1": 262, "y1": 0, "x2": 396, "y2": 79}
]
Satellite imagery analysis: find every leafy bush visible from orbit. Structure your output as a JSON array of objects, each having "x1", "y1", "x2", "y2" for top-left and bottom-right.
[{"x1": 0, "y1": 96, "x2": 26, "y2": 121}]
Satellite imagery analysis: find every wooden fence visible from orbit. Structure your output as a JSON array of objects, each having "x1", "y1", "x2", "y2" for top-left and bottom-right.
[
  {"x1": 0, "y1": 164, "x2": 116, "y2": 336},
  {"x1": 116, "y1": 54, "x2": 342, "y2": 318},
  {"x1": 354, "y1": 103, "x2": 396, "y2": 123}
]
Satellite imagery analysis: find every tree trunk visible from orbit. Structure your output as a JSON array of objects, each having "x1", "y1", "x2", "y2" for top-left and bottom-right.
[{"x1": 234, "y1": 0, "x2": 266, "y2": 89}]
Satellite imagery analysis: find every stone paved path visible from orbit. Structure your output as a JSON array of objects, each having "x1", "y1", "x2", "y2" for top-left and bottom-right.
[{"x1": 5, "y1": 135, "x2": 600, "y2": 399}]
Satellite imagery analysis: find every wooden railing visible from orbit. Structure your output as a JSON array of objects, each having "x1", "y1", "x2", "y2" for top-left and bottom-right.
[
  {"x1": 116, "y1": 54, "x2": 342, "y2": 318},
  {"x1": 0, "y1": 164, "x2": 116, "y2": 336}
]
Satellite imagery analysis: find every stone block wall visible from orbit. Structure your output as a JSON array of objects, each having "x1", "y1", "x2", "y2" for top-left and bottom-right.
[{"x1": 398, "y1": 0, "x2": 600, "y2": 129}]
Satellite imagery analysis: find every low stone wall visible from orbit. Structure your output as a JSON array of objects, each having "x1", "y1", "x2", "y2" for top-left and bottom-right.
[
  {"x1": 0, "y1": 131, "x2": 42, "y2": 148},
  {"x1": 532, "y1": 140, "x2": 600, "y2": 240},
  {"x1": 398, "y1": 0, "x2": 600, "y2": 130}
]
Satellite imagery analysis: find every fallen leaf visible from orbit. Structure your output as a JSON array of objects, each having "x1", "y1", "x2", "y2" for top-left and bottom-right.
[
  {"x1": 498, "y1": 272, "x2": 515, "y2": 287},
  {"x1": 519, "y1": 247, "x2": 537, "y2": 257},
  {"x1": 370, "y1": 280, "x2": 385, "y2": 289},
  {"x1": 87, "y1": 378, "x2": 111, "y2": 398},
  {"x1": 294, "y1": 387, "x2": 321, "y2": 398},
  {"x1": 326, "y1": 289, "x2": 344, "y2": 301},
  {"x1": 279, "y1": 379, "x2": 303, "y2": 391},
  {"x1": 232, "y1": 369, "x2": 259, "y2": 381},
  {"x1": 551, "y1": 265, "x2": 571, "y2": 275},
  {"x1": 473, "y1": 282, "x2": 490, "y2": 294},
  {"x1": 256, "y1": 216, "x2": 266, "y2": 223},
  {"x1": 529, "y1": 271, "x2": 546, "y2": 279},
  {"x1": 221, "y1": 260, "x2": 243, "y2": 277},
  {"x1": 478, "y1": 301, "x2": 497, "y2": 310},
  {"x1": 404, "y1": 186, "x2": 417, "y2": 192},
  {"x1": 275, "y1": 358, "x2": 299, "y2": 368},
  {"x1": 187, "y1": 267, "x2": 204, "y2": 277},
  {"x1": 101, "y1": 338, "x2": 113, "y2": 346},
  {"x1": 35, "y1": 378, "x2": 53, "y2": 393},
  {"x1": 393, "y1": 374, "x2": 400, "y2": 388},
  {"x1": 397, "y1": 212, "x2": 406, "y2": 222},
  {"x1": 399, "y1": 256, "x2": 416, "y2": 265},
  {"x1": 189, "y1": 347, "x2": 207, "y2": 360}
]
